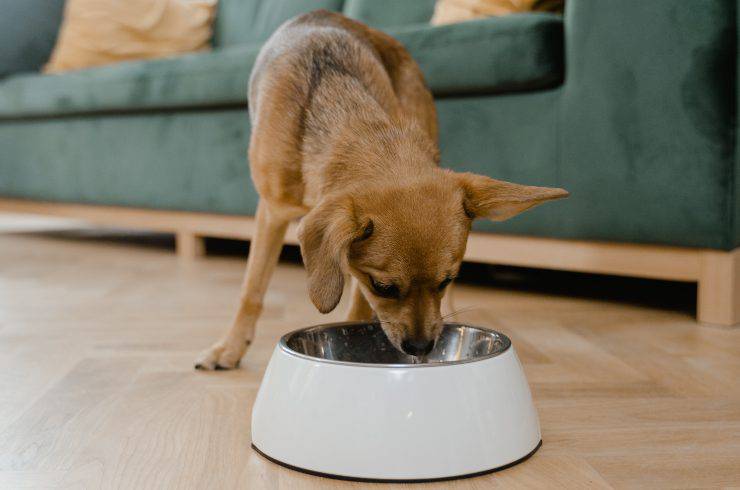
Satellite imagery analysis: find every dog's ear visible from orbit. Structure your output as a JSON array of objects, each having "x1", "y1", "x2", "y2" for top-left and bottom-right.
[
  {"x1": 298, "y1": 194, "x2": 358, "y2": 313},
  {"x1": 454, "y1": 172, "x2": 569, "y2": 221}
]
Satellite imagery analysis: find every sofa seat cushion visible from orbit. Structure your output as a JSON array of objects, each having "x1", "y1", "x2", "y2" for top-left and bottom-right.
[
  {"x1": 0, "y1": 44, "x2": 259, "y2": 118},
  {"x1": 0, "y1": 12, "x2": 563, "y2": 118},
  {"x1": 392, "y1": 12, "x2": 563, "y2": 95}
]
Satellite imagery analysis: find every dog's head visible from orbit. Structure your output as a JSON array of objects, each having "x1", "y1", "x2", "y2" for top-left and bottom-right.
[{"x1": 298, "y1": 169, "x2": 568, "y2": 356}]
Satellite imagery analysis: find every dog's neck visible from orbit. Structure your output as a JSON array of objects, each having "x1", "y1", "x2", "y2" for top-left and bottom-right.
[
  {"x1": 300, "y1": 73, "x2": 439, "y2": 201},
  {"x1": 308, "y1": 112, "x2": 439, "y2": 199}
]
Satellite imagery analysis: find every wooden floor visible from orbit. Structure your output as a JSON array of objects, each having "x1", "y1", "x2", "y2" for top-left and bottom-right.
[{"x1": 0, "y1": 215, "x2": 738, "y2": 489}]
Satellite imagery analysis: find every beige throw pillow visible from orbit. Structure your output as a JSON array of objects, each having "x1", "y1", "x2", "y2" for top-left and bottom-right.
[
  {"x1": 45, "y1": 0, "x2": 216, "y2": 73},
  {"x1": 431, "y1": 0, "x2": 563, "y2": 25}
]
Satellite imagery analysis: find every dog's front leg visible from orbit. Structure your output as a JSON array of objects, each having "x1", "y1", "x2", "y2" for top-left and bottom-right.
[
  {"x1": 195, "y1": 202, "x2": 289, "y2": 370},
  {"x1": 345, "y1": 277, "x2": 374, "y2": 321}
]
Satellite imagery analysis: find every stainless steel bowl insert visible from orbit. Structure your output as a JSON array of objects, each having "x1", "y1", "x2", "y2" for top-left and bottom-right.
[{"x1": 281, "y1": 322, "x2": 510, "y2": 367}]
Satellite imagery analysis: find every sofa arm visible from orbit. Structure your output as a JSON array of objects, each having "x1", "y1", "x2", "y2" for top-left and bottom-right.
[
  {"x1": 564, "y1": 0, "x2": 734, "y2": 93},
  {"x1": 561, "y1": 0, "x2": 738, "y2": 249}
]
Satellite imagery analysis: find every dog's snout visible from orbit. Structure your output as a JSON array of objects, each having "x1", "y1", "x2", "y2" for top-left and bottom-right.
[{"x1": 401, "y1": 338, "x2": 435, "y2": 356}]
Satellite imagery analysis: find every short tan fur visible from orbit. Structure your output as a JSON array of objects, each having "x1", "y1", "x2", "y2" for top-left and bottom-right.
[{"x1": 195, "y1": 10, "x2": 567, "y2": 369}]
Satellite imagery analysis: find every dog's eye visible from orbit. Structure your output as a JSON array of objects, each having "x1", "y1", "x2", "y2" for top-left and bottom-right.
[
  {"x1": 438, "y1": 277, "x2": 452, "y2": 291},
  {"x1": 369, "y1": 276, "x2": 400, "y2": 299},
  {"x1": 354, "y1": 220, "x2": 374, "y2": 242}
]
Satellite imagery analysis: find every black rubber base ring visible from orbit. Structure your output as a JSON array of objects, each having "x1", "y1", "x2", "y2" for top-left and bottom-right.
[{"x1": 251, "y1": 439, "x2": 542, "y2": 484}]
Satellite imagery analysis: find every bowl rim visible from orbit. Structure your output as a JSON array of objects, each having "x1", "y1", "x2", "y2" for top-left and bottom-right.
[{"x1": 278, "y1": 321, "x2": 512, "y2": 368}]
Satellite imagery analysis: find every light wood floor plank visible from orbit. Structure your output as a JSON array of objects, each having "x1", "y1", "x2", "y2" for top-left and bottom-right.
[{"x1": 0, "y1": 218, "x2": 738, "y2": 488}]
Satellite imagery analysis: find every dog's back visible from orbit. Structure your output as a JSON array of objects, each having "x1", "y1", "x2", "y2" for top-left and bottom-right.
[
  {"x1": 249, "y1": 10, "x2": 407, "y2": 126},
  {"x1": 246, "y1": 10, "x2": 437, "y2": 209}
]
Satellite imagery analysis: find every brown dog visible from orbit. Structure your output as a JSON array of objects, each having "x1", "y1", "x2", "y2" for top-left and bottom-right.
[{"x1": 195, "y1": 10, "x2": 568, "y2": 370}]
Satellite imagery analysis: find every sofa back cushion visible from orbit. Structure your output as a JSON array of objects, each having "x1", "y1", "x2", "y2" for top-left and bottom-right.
[
  {"x1": 214, "y1": 0, "x2": 345, "y2": 47},
  {"x1": 0, "y1": 0, "x2": 66, "y2": 77},
  {"x1": 342, "y1": 0, "x2": 436, "y2": 28}
]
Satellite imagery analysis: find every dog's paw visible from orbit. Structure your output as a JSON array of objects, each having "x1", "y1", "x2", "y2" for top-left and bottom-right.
[{"x1": 194, "y1": 340, "x2": 250, "y2": 371}]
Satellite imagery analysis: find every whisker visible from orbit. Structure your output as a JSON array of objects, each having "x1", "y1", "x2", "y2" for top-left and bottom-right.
[
  {"x1": 369, "y1": 306, "x2": 481, "y2": 326},
  {"x1": 441, "y1": 305, "x2": 480, "y2": 321},
  {"x1": 371, "y1": 319, "x2": 392, "y2": 325}
]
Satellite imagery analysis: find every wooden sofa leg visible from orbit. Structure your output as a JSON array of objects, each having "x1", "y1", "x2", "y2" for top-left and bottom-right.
[
  {"x1": 697, "y1": 248, "x2": 739, "y2": 326},
  {"x1": 176, "y1": 231, "x2": 205, "y2": 260}
]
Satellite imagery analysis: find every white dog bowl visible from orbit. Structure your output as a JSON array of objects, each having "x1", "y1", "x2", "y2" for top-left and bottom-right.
[{"x1": 251, "y1": 322, "x2": 541, "y2": 483}]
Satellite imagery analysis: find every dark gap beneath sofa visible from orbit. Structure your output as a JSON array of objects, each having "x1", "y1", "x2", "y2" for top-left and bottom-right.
[
  {"x1": 205, "y1": 237, "x2": 697, "y2": 317},
  {"x1": 9, "y1": 229, "x2": 696, "y2": 317}
]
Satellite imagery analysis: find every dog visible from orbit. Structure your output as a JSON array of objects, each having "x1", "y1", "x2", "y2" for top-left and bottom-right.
[{"x1": 195, "y1": 10, "x2": 568, "y2": 370}]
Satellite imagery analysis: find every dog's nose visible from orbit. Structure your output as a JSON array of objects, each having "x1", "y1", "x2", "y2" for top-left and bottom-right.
[{"x1": 401, "y1": 338, "x2": 435, "y2": 356}]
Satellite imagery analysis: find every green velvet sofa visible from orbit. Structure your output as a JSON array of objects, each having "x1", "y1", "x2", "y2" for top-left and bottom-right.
[{"x1": 1, "y1": 0, "x2": 738, "y2": 325}]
